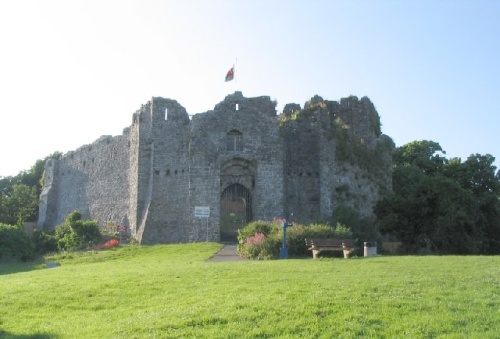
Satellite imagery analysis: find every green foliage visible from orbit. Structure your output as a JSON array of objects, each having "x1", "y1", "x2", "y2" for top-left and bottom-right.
[
  {"x1": 237, "y1": 221, "x2": 353, "y2": 259},
  {"x1": 333, "y1": 117, "x2": 394, "y2": 179},
  {"x1": 237, "y1": 220, "x2": 280, "y2": 258},
  {"x1": 54, "y1": 211, "x2": 102, "y2": 251},
  {"x1": 376, "y1": 141, "x2": 500, "y2": 254},
  {"x1": 0, "y1": 152, "x2": 62, "y2": 225},
  {"x1": 393, "y1": 140, "x2": 446, "y2": 175},
  {"x1": 239, "y1": 232, "x2": 276, "y2": 260},
  {"x1": 334, "y1": 204, "x2": 377, "y2": 241},
  {"x1": 284, "y1": 223, "x2": 350, "y2": 256},
  {"x1": 0, "y1": 223, "x2": 34, "y2": 261},
  {"x1": 237, "y1": 220, "x2": 276, "y2": 251},
  {"x1": 32, "y1": 229, "x2": 57, "y2": 255},
  {"x1": 0, "y1": 184, "x2": 39, "y2": 225},
  {"x1": 334, "y1": 205, "x2": 359, "y2": 229}
]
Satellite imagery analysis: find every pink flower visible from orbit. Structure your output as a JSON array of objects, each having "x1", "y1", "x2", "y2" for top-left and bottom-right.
[{"x1": 246, "y1": 232, "x2": 266, "y2": 246}]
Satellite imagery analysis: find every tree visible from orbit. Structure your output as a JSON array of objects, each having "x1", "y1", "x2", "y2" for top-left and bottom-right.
[
  {"x1": 376, "y1": 141, "x2": 500, "y2": 254},
  {"x1": 393, "y1": 140, "x2": 447, "y2": 175},
  {"x1": 0, "y1": 152, "x2": 61, "y2": 226},
  {"x1": 0, "y1": 184, "x2": 38, "y2": 225},
  {"x1": 0, "y1": 223, "x2": 34, "y2": 261},
  {"x1": 445, "y1": 154, "x2": 500, "y2": 253}
]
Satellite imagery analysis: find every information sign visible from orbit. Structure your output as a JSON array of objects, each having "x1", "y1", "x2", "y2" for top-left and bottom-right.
[{"x1": 194, "y1": 206, "x2": 210, "y2": 218}]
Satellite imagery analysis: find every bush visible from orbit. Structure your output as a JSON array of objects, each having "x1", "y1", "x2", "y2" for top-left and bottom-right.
[
  {"x1": 237, "y1": 221, "x2": 353, "y2": 259},
  {"x1": 32, "y1": 229, "x2": 57, "y2": 254},
  {"x1": 237, "y1": 220, "x2": 279, "y2": 253},
  {"x1": 54, "y1": 211, "x2": 102, "y2": 251},
  {"x1": 237, "y1": 220, "x2": 275, "y2": 239},
  {"x1": 240, "y1": 233, "x2": 270, "y2": 260},
  {"x1": 0, "y1": 223, "x2": 34, "y2": 261}
]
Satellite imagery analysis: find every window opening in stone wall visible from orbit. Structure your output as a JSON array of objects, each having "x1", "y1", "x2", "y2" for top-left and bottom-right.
[
  {"x1": 165, "y1": 108, "x2": 168, "y2": 120},
  {"x1": 235, "y1": 103, "x2": 239, "y2": 111},
  {"x1": 226, "y1": 130, "x2": 243, "y2": 151}
]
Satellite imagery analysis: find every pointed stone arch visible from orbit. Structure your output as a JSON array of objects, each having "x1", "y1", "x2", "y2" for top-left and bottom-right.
[{"x1": 220, "y1": 157, "x2": 255, "y2": 241}]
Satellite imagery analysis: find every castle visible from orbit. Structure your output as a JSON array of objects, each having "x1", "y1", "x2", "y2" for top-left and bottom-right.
[{"x1": 37, "y1": 92, "x2": 394, "y2": 244}]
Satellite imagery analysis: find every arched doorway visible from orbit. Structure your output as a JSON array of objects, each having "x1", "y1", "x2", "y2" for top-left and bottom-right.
[{"x1": 220, "y1": 183, "x2": 252, "y2": 241}]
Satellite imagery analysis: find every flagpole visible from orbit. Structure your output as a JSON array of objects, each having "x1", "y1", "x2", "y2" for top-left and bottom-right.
[{"x1": 235, "y1": 58, "x2": 238, "y2": 91}]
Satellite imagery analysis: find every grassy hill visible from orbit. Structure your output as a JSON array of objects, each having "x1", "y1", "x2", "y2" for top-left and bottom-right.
[{"x1": 1, "y1": 243, "x2": 499, "y2": 338}]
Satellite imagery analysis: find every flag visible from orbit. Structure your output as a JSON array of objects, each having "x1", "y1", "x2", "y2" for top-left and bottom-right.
[{"x1": 225, "y1": 66, "x2": 234, "y2": 82}]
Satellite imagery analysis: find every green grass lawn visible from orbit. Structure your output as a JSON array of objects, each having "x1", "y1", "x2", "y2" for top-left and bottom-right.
[{"x1": 1, "y1": 243, "x2": 499, "y2": 338}]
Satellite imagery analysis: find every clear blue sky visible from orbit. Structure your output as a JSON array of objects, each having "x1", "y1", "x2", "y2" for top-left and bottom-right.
[{"x1": 1, "y1": 0, "x2": 499, "y2": 177}]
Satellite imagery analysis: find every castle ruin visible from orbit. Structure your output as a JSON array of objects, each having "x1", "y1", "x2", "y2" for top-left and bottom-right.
[{"x1": 38, "y1": 92, "x2": 394, "y2": 243}]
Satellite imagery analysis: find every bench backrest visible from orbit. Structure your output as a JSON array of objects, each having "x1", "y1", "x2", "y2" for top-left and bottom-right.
[{"x1": 305, "y1": 238, "x2": 354, "y2": 247}]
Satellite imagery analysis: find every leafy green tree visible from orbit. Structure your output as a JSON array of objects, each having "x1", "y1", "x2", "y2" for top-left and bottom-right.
[
  {"x1": 0, "y1": 184, "x2": 38, "y2": 225},
  {"x1": 393, "y1": 140, "x2": 447, "y2": 175},
  {"x1": 376, "y1": 141, "x2": 500, "y2": 254},
  {"x1": 445, "y1": 154, "x2": 500, "y2": 253},
  {"x1": 0, "y1": 152, "x2": 61, "y2": 226},
  {"x1": 0, "y1": 223, "x2": 34, "y2": 261}
]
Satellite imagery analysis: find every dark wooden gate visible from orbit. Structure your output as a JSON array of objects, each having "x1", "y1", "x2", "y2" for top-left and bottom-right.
[{"x1": 220, "y1": 184, "x2": 252, "y2": 241}]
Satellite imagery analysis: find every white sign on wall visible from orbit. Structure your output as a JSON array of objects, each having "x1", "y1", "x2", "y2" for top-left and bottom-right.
[{"x1": 194, "y1": 206, "x2": 210, "y2": 218}]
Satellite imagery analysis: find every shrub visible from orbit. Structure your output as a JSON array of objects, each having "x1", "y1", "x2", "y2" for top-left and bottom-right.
[
  {"x1": 237, "y1": 221, "x2": 354, "y2": 259},
  {"x1": 0, "y1": 223, "x2": 34, "y2": 261},
  {"x1": 54, "y1": 211, "x2": 102, "y2": 251},
  {"x1": 32, "y1": 229, "x2": 57, "y2": 255},
  {"x1": 238, "y1": 220, "x2": 275, "y2": 239},
  {"x1": 240, "y1": 233, "x2": 268, "y2": 260},
  {"x1": 237, "y1": 220, "x2": 279, "y2": 254}
]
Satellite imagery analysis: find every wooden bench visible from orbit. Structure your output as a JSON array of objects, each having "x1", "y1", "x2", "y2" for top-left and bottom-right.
[{"x1": 305, "y1": 238, "x2": 357, "y2": 259}]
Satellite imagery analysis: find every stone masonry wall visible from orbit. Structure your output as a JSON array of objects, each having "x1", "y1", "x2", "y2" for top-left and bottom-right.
[
  {"x1": 38, "y1": 133, "x2": 130, "y2": 230},
  {"x1": 189, "y1": 92, "x2": 283, "y2": 240},
  {"x1": 38, "y1": 92, "x2": 393, "y2": 244},
  {"x1": 138, "y1": 98, "x2": 191, "y2": 244},
  {"x1": 280, "y1": 95, "x2": 393, "y2": 225}
]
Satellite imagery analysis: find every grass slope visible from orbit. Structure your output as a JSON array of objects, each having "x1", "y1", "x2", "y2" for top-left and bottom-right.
[{"x1": 1, "y1": 243, "x2": 499, "y2": 338}]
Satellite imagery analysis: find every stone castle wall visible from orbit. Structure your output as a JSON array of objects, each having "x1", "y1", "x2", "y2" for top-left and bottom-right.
[
  {"x1": 280, "y1": 95, "x2": 393, "y2": 224},
  {"x1": 38, "y1": 133, "x2": 130, "y2": 230},
  {"x1": 38, "y1": 92, "x2": 393, "y2": 244}
]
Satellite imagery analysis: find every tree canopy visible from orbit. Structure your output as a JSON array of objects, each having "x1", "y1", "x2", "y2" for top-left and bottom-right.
[
  {"x1": 375, "y1": 140, "x2": 500, "y2": 254},
  {"x1": 0, "y1": 152, "x2": 61, "y2": 226}
]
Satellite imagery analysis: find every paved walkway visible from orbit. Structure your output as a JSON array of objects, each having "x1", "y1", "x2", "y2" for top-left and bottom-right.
[{"x1": 207, "y1": 243, "x2": 248, "y2": 262}]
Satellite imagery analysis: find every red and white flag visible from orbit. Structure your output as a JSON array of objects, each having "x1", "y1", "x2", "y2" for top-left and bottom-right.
[{"x1": 225, "y1": 66, "x2": 234, "y2": 82}]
